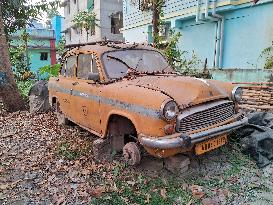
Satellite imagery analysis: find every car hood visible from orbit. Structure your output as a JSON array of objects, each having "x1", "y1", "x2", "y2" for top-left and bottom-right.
[{"x1": 127, "y1": 75, "x2": 230, "y2": 108}]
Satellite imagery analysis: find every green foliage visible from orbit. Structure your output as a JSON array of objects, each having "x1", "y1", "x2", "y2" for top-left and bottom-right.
[
  {"x1": 261, "y1": 46, "x2": 273, "y2": 69},
  {"x1": 46, "y1": 0, "x2": 61, "y2": 20},
  {"x1": 38, "y1": 64, "x2": 61, "y2": 80},
  {"x1": 58, "y1": 143, "x2": 79, "y2": 160},
  {"x1": 9, "y1": 30, "x2": 31, "y2": 79},
  {"x1": 72, "y1": 11, "x2": 98, "y2": 33},
  {"x1": 152, "y1": 2, "x2": 211, "y2": 78},
  {"x1": 156, "y1": 29, "x2": 211, "y2": 78},
  {"x1": 10, "y1": 46, "x2": 30, "y2": 76},
  {"x1": 16, "y1": 80, "x2": 35, "y2": 100},
  {"x1": 1, "y1": 0, "x2": 59, "y2": 36},
  {"x1": 56, "y1": 36, "x2": 66, "y2": 56}
]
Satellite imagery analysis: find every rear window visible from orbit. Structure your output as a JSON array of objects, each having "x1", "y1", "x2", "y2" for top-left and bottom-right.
[
  {"x1": 77, "y1": 54, "x2": 99, "y2": 79},
  {"x1": 66, "y1": 56, "x2": 77, "y2": 77}
]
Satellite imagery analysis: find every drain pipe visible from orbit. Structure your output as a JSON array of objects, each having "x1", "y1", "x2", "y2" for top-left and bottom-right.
[
  {"x1": 211, "y1": 0, "x2": 224, "y2": 68},
  {"x1": 196, "y1": 0, "x2": 206, "y2": 22},
  {"x1": 196, "y1": 0, "x2": 224, "y2": 68}
]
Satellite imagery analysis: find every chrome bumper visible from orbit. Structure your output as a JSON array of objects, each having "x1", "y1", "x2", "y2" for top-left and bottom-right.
[{"x1": 139, "y1": 116, "x2": 248, "y2": 149}]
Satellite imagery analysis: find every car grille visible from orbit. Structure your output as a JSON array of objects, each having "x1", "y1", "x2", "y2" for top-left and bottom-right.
[{"x1": 177, "y1": 101, "x2": 235, "y2": 133}]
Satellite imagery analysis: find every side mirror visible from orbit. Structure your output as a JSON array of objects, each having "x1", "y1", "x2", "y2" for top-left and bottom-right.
[{"x1": 87, "y1": 72, "x2": 100, "y2": 82}]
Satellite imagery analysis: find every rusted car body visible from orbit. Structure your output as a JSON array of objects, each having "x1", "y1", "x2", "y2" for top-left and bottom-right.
[{"x1": 48, "y1": 43, "x2": 247, "y2": 164}]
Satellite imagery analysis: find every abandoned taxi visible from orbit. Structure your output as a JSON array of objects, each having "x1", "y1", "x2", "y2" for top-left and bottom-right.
[{"x1": 48, "y1": 43, "x2": 248, "y2": 165}]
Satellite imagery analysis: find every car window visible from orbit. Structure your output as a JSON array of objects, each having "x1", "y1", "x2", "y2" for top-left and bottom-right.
[
  {"x1": 66, "y1": 56, "x2": 77, "y2": 77},
  {"x1": 77, "y1": 54, "x2": 99, "y2": 79},
  {"x1": 102, "y1": 49, "x2": 173, "y2": 79},
  {"x1": 60, "y1": 62, "x2": 66, "y2": 76}
]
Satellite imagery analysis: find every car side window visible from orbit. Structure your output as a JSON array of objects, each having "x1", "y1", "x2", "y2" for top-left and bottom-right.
[
  {"x1": 77, "y1": 54, "x2": 99, "y2": 79},
  {"x1": 66, "y1": 56, "x2": 77, "y2": 77},
  {"x1": 60, "y1": 62, "x2": 66, "y2": 76}
]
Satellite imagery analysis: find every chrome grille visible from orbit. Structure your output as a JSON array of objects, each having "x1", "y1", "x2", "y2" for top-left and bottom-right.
[{"x1": 177, "y1": 101, "x2": 235, "y2": 133}]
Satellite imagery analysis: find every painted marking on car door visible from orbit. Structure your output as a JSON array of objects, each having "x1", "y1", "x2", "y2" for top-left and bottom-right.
[{"x1": 48, "y1": 84, "x2": 160, "y2": 119}]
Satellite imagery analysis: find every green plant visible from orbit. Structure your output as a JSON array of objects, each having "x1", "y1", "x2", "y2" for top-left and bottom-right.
[
  {"x1": 38, "y1": 64, "x2": 61, "y2": 80},
  {"x1": 16, "y1": 80, "x2": 35, "y2": 100},
  {"x1": 261, "y1": 46, "x2": 273, "y2": 69},
  {"x1": 151, "y1": 2, "x2": 210, "y2": 79},
  {"x1": 9, "y1": 30, "x2": 32, "y2": 79},
  {"x1": 56, "y1": 36, "x2": 66, "y2": 56},
  {"x1": 72, "y1": 11, "x2": 98, "y2": 35}
]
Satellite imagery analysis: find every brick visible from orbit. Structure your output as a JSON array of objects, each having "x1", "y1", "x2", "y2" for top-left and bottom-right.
[
  {"x1": 92, "y1": 138, "x2": 111, "y2": 161},
  {"x1": 164, "y1": 154, "x2": 190, "y2": 174}
]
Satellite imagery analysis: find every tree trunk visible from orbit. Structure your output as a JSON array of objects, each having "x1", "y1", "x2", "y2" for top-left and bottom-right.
[
  {"x1": 152, "y1": 0, "x2": 160, "y2": 46},
  {"x1": 0, "y1": 4, "x2": 25, "y2": 112}
]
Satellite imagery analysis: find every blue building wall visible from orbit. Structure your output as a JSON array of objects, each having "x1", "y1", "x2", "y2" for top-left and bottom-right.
[
  {"x1": 11, "y1": 28, "x2": 55, "y2": 76},
  {"x1": 122, "y1": 0, "x2": 273, "y2": 81},
  {"x1": 51, "y1": 15, "x2": 64, "y2": 43}
]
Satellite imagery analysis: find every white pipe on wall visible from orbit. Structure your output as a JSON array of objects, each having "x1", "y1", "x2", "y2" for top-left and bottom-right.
[
  {"x1": 195, "y1": 0, "x2": 225, "y2": 68},
  {"x1": 211, "y1": 0, "x2": 224, "y2": 68}
]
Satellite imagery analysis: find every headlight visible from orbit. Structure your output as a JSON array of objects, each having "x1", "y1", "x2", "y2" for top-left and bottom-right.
[
  {"x1": 231, "y1": 86, "x2": 243, "y2": 102},
  {"x1": 160, "y1": 100, "x2": 179, "y2": 121}
]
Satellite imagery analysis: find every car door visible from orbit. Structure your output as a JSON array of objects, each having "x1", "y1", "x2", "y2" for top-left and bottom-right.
[
  {"x1": 70, "y1": 53, "x2": 101, "y2": 134},
  {"x1": 55, "y1": 55, "x2": 77, "y2": 119}
]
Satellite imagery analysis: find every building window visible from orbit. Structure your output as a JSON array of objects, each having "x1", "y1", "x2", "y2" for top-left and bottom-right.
[
  {"x1": 40, "y1": 52, "x2": 48, "y2": 61},
  {"x1": 111, "y1": 12, "x2": 123, "y2": 34},
  {"x1": 74, "y1": 0, "x2": 76, "y2": 4},
  {"x1": 87, "y1": 0, "x2": 94, "y2": 11}
]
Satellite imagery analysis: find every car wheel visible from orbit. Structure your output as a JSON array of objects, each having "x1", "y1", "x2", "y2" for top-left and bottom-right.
[
  {"x1": 123, "y1": 142, "x2": 141, "y2": 165},
  {"x1": 55, "y1": 100, "x2": 69, "y2": 125}
]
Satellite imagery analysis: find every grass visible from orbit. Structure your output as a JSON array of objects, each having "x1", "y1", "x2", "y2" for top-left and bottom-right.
[
  {"x1": 56, "y1": 137, "x2": 92, "y2": 160},
  {"x1": 92, "y1": 176, "x2": 194, "y2": 205},
  {"x1": 54, "y1": 129, "x2": 268, "y2": 205}
]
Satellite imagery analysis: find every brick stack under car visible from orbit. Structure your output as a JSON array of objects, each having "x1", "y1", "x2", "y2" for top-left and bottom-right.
[{"x1": 233, "y1": 82, "x2": 273, "y2": 112}]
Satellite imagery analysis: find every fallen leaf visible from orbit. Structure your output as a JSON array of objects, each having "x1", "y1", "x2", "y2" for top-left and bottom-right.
[
  {"x1": 160, "y1": 188, "x2": 167, "y2": 199},
  {"x1": 186, "y1": 199, "x2": 193, "y2": 205},
  {"x1": 89, "y1": 187, "x2": 104, "y2": 198},
  {"x1": 201, "y1": 198, "x2": 219, "y2": 205},
  {"x1": 190, "y1": 185, "x2": 205, "y2": 199},
  {"x1": 0, "y1": 184, "x2": 9, "y2": 190},
  {"x1": 127, "y1": 181, "x2": 136, "y2": 186},
  {"x1": 56, "y1": 196, "x2": 65, "y2": 205}
]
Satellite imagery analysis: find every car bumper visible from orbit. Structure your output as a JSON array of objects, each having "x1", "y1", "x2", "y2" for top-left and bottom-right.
[{"x1": 138, "y1": 115, "x2": 248, "y2": 149}]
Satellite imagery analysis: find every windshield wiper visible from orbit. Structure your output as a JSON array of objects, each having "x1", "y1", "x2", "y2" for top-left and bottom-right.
[
  {"x1": 107, "y1": 55, "x2": 132, "y2": 69},
  {"x1": 107, "y1": 55, "x2": 141, "y2": 76}
]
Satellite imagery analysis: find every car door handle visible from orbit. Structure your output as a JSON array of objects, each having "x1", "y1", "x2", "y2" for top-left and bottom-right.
[{"x1": 72, "y1": 82, "x2": 79, "y2": 86}]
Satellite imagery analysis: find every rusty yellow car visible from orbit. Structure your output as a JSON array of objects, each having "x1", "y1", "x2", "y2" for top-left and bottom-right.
[{"x1": 48, "y1": 42, "x2": 248, "y2": 165}]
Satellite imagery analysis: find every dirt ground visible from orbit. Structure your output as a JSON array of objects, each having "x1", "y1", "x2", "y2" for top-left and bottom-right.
[{"x1": 1, "y1": 111, "x2": 273, "y2": 205}]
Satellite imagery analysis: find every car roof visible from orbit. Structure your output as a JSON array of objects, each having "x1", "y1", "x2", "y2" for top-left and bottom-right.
[{"x1": 65, "y1": 43, "x2": 159, "y2": 56}]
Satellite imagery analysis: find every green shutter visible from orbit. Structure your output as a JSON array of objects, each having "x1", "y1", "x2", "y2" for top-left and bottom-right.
[{"x1": 87, "y1": 0, "x2": 94, "y2": 11}]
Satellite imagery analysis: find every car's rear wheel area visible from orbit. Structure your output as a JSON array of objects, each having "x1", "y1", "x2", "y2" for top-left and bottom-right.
[{"x1": 54, "y1": 99, "x2": 70, "y2": 125}]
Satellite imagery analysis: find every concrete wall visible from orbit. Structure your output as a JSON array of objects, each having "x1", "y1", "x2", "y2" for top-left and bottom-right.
[
  {"x1": 210, "y1": 69, "x2": 273, "y2": 82},
  {"x1": 52, "y1": 15, "x2": 64, "y2": 43},
  {"x1": 122, "y1": 0, "x2": 273, "y2": 81},
  {"x1": 62, "y1": 0, "x2": 123, "y2": 45}
]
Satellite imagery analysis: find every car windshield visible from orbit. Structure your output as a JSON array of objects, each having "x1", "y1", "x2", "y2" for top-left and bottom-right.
[{"x1": 102, "y1": 49, "x2": 174, "y2": 79}]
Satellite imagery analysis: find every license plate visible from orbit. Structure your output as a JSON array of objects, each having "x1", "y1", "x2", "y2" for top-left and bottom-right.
[{"x1": 195, "y1": 135, "x2": 228, "y2": 155}]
